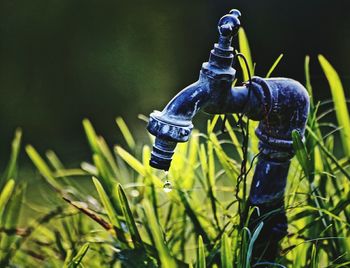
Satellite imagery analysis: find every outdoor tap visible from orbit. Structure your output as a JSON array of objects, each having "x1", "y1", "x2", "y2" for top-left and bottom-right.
[
  {"x1": 147, "y1": 9, "x2": 242, "y2": 170},
  {"x1": 147, "y1": 9, "x2": 310, "y2": 261}
]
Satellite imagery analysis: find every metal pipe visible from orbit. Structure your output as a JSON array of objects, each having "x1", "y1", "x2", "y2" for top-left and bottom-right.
[
  {"x1": 147, "y1": 9, "x2": 242, "y2": 170},
  {"x1": 146, "y1": 9, "x2": 310, "y2": 263}
]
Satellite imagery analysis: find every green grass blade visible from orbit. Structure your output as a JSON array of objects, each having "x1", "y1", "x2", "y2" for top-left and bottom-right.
[
  {"x1": 209, "y1": 132, "x2": 240, "y2": 179},
  {"x1": 143, "y1": 200, "x2": 177, "y2": 268},
  {"x1": 46, "y1": 150, "x2": 78, "y2": 187},
  {"x1": 304, "y1": 205, "x2": 350, "y2": 227},
  {"x1": 115, "y1": 146, "x2": 145, "y2": 176},
  {"x1": 82, "y1": 119, "x2": 100, "y2": 154},
  {"x1": 221, "y1": 233, "x2": 233, "y2": 268},
  {"x1": 2, "y1": 129, "x2": 22, "y2": 187},
  {"x1": 117, "y1": 184, "x2": 144, "y2": 248},
  {"x1": 304, "y1": 56, "x2": 313, "y2": 102},
  {"x1": 292, "y1": 130, "x2": 311, "y2": 180},
  {"x1": 207, "y1": 115, "x2": 220, "y2": 134},
  {"x1": 207, "y1": 138, "x2": 216, "y2": 193},
  {"x1": 116, "y1": 117, "x2": 136, "y2": 150},
  {"x1": 266, "y1": 54, "x2": 283, "y2": 78},
  {"x1": 198, "y1": 144, "x2": 208, "y2": 188},
  {"x1": 238, "y1": 28, "x2": 260, "y2": 158},
  {"x1": 224, "y1": 116, "x2": 243, "y2": 159},
  {"x1": 178, "y1": 190, "x2": 210, "y2": 244},
  {"x1": 67, "y1": 243, "x2": 89, "y2": 268},
  {"x1": 92, "y1": 177, "x2": 121, "y2": 229},
  {"x1": 26, "y1": 145, "x2": 61, "y2": 191},
  {"x1": 93, "y1": 154, "x2": 114, "y2": 190},
  {"x1": 197, "y1": 235, "x2": 206, "y2": 268},
  {"x1": 307, "y1": 127, "x2": 350, "y2": 180},
  {"x1": 96, "y1": 137, "x2": 119, "y2": 178},
  {"x1": 206, "y1": 136, "x2": 222, "y2": 231},
  {"x1": 46, "y1": 150, "x2": 65, "y2": 170},
  {"x1": 0, "y1": 179, "x2": 15, "y2": 219},
  {"x1": 246, "y1": 222, "x2": 264, "y2": 267},
  {"x1": 182, "y1": 131, "x2": 198, "y2": 189},
  {"x1": 53, "y1": 169, "x2": 87, "y2": 178},
  {"x1": 310, "y1": 244, "x2": 318, "y2": 268},
  {"x1": 318, "y1": 55, "x2": 350, "y2": 156},
  {"x1": 238, "y1": 27, "x2": 254, "y2": 80},
  {"x1": 0, "y1": 185, "x2": 24, "y2": 266},
  {"x1": 83, "y1": 119, "x2": 120, "y2": 179}
]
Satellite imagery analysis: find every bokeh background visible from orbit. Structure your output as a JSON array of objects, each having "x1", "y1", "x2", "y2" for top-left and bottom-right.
[{"x1": 0, "y1": 0, "x2": 349, "y2": 165}]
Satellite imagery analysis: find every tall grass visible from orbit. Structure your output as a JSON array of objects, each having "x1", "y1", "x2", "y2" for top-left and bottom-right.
[{"x1": 0, "y1": 30, "x2": 349, "y2": 267}]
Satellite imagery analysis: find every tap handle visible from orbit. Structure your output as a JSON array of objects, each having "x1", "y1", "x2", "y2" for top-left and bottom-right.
[{"x1": 218, "y1": 9, "x2": 241, "y2": 37}]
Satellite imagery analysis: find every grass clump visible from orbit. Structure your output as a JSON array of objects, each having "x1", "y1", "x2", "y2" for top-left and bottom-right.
[{"x1": 0, "y1": 30, "x2": 349, "y2": 267}]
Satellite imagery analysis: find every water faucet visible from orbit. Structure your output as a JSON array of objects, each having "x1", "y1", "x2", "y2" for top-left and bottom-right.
[
  {"x1": 146, "y1": 9, "x2": 309, "y2": 261},
  {"x1": 147, "y1": 9, "x2": 243, "y2": 170}
]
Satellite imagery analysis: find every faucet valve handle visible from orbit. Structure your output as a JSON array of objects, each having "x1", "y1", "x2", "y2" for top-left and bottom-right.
[
  {"x1": 229, "y1": 9, "x2": 242, "y2": 17},
  {"x1": 218, "y1": 9, "x2": 241, "y2": 37},
  {"x1": 209, "y1": 9, "x2": 241, "y2": 68}
]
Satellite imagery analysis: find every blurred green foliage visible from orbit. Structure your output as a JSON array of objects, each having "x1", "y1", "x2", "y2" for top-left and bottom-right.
[{"x1": 0, "y1": 0, "x2": 349, "y2": 161}]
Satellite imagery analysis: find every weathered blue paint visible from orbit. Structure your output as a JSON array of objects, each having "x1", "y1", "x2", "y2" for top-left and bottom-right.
[
  {"x1": 147, "y1": 9, "x2": 242, "y2": 170},
  {"x1": 246, "y1": 76, "x2": 309, "y2": 260},
  {"x1": 146, "y1": 9, "x2": 310, "y2": 262}
]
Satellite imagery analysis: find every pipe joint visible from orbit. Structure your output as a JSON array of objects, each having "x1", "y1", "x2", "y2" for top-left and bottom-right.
[
  {"x1": 147, "y1": 111, "x2": 193, "y2": 143},
  {"x1": 252, "y1": 77, "x2": 310, "y2": 160}
]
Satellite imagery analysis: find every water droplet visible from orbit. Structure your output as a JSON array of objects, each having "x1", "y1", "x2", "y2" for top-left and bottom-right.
[{"x1": 163, "y1": 180, "x2": 172, "y2": 193}]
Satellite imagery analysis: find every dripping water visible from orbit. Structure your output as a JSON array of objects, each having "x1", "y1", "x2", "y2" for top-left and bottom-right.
[{"x1": 163, "y1": 171, "x2": 172, "y2": 193}]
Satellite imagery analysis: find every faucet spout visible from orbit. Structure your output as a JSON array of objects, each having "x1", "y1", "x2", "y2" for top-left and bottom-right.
[
  {"x1": 147, "y1": 79, "x2": 209, "y2": 170},
  {"x1": 147, "y1": 10, "x2": 242, "y2": 170},
  {"x1": 146, "y1": 72, "x2": 236, "y2": 170}
]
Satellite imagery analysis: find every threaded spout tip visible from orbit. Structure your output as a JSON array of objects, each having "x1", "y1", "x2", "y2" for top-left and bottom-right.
[{"x1": 149, "y1": 138, "x2": 177, "y2": 171}]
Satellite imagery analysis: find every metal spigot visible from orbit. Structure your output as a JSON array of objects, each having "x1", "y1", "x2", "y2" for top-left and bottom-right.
[
  {"x1": 146, "y1": 9, "x2": 310, "y2": 262},
  {"x1": 147, "y1": 9, "x2": 242, "y2": 171}
]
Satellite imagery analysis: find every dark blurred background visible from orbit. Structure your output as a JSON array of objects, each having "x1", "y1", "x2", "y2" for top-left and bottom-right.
[{"x1": 0, "y1": 0, "x2": 349, "y2": 165}]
